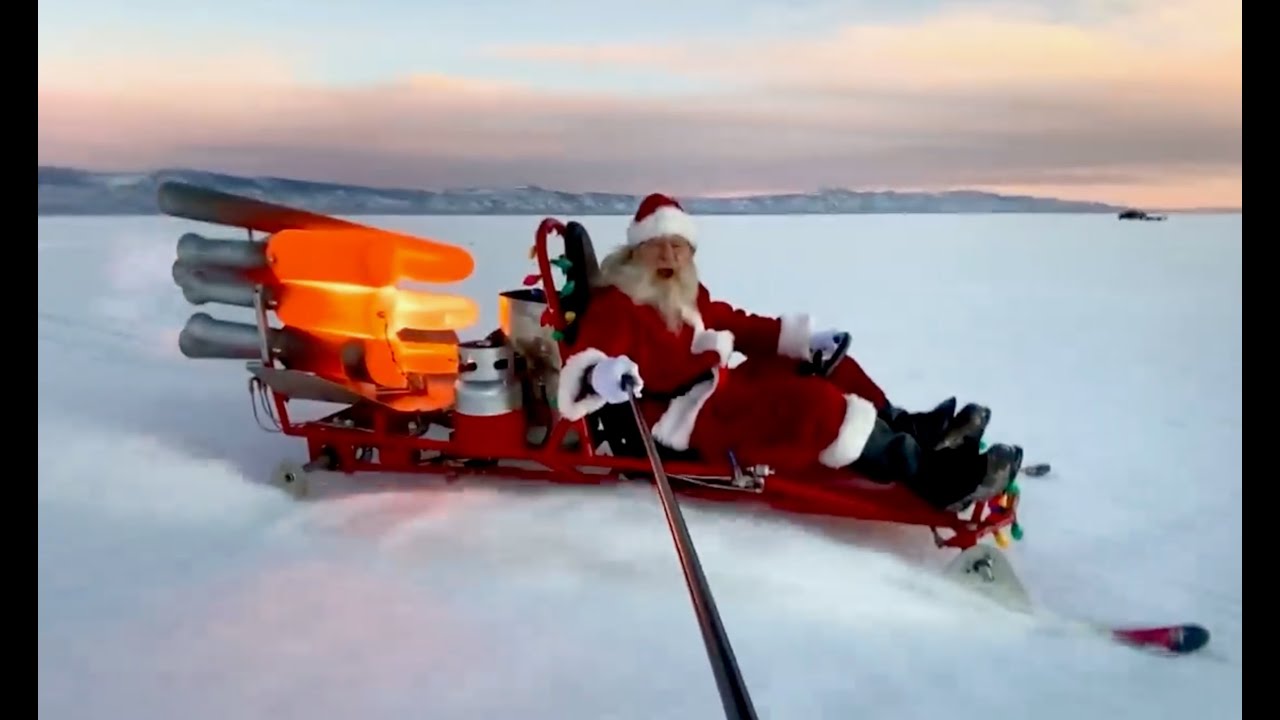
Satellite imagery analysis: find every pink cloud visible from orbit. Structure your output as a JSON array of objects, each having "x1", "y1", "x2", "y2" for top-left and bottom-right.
[
  {"x1": 38, "y1": 1, "x2": 1240, "y2": 209},
  {"x1": 494, "y1": 0, "x2": 1238, "y2": 92}
]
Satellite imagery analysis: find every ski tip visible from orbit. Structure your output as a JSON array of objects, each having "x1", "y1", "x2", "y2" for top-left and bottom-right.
[
  {"x1": 1171, "y1": 624, "x2": 1212, "y2": 653},
  {"x1": 1021, "y1": 463, "x2": 1051, "y2": 478}
]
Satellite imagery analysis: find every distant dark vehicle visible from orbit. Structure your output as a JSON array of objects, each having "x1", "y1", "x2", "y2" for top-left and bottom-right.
[{"x1": 1118, "y1": 208, "x2": 1167, "y2": 221}]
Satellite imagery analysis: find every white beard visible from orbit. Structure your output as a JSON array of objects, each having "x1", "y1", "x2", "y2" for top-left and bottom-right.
[{"x1": 596, "y1": 246, "x2": 699, "y2": 332}]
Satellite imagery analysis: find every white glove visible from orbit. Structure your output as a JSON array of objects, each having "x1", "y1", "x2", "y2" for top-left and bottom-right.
[
  {"x1": 589, "y1": 355, "x2": 643, "y2": 404},
  {"x1": 809, "y1": 329, "x2": 847, "y2": 359}
]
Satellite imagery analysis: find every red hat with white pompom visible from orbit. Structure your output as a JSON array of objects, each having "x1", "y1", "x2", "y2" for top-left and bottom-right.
[{"x1": 627, "y1": 193, "x2": 697, "y2": 248}]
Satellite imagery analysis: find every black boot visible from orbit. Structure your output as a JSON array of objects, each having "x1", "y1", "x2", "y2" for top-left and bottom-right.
[
  {"x1": 924, "y1": 440, "x2": 1023, "y2": 512},
  {"x1": 879, "y1": 397, "x2": 991, "y2": 451},
  {"x1": 939, "y1": 402, "x2": 991, "y2": 450},
  {"x1": 850, "y1": 424, "x2": 1022, "y2": 511}
]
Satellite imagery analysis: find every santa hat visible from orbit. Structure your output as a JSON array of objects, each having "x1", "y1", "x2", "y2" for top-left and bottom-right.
[{"x1": 627, "y1": 192, "x2": 697, "y2": 249}]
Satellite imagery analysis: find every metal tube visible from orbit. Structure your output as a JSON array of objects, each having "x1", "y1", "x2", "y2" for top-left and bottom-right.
[{"x1": 623, "y1": 378, "x2": 758, "y2": 720}]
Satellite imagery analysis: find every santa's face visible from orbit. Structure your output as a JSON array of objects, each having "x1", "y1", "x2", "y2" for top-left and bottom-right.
[
  {"x1": 633, "y1": 235, "x2": 695, "y2": 281},
  {"x1": 597, "y1": 233, "x2": 700, "y2": 331}
]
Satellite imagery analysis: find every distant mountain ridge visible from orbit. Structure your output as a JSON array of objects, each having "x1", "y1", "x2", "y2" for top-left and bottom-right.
[{"x1": 38, "y1": 165, "x2": 1138, "y2": 216}]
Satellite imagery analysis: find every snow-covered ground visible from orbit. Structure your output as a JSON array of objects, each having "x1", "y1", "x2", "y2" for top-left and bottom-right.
[{"x1": 38, "y1": 212, "x2": 1241, "y2": 719}]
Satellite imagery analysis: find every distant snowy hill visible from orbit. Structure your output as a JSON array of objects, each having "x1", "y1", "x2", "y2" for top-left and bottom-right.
[{"x1": 37, "y1": 165, "x2": 1127, "y2": 216}]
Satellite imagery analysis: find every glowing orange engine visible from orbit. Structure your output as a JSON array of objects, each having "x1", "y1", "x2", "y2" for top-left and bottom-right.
[{"x1": 174, "y1": 226, "x2": 477, "y2": 391}]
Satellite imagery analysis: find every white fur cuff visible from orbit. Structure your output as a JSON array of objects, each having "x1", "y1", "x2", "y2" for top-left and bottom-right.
[
  {"x1": 556, "y1": 347, "x2": 609, "y2": 421},
  {"x1": 817, "y1": 394, "x2": 880, "y2": 468},
  {"x1": 777, "y1": 313, "x2": 812, "y2": 360},
  {"x1": 691, "y1": 329, "x2": 735, "y2": 366}
]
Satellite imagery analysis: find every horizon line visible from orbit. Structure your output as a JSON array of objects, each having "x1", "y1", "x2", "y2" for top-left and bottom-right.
[{"x1": 40, "y1": 163, "x2": 1240, "y2": 212}]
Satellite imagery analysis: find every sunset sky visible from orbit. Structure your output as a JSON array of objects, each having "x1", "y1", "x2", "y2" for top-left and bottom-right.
[{"x1": 38, "y1": 0, "x2": 1241, "y2": 209}]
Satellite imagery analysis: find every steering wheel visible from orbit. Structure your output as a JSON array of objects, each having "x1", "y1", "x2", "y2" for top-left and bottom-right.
[{"x1": 801, "y1": 331, "x2": 851, "y2": 377}]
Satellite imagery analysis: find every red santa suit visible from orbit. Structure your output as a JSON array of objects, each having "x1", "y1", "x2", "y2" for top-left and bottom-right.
[{"x1": 554, "y1": 195, "x2": 882, "y2": 474}]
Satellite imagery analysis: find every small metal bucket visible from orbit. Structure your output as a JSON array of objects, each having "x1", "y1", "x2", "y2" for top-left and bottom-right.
[{"x1": 497, "y1": 287, "x2": 562, "y2": 415}]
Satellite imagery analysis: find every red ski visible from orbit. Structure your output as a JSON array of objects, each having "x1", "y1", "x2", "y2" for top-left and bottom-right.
[
  {"x1": 944, "y1": 545, "x2": 1211, "y2": 655},
  {"x1": 1109, "y1": 624, "x2": 1211, "y2": 655}
]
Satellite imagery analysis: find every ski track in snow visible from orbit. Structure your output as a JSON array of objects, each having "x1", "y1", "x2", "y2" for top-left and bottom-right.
[{"x1": 38, "y1": 213, "x2": 1241, "y2": 720}]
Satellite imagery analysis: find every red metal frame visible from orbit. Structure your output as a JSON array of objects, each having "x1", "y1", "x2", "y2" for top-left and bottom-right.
[{"x1": 248, "y1": 217, "x2": 1020, "y2": 552}]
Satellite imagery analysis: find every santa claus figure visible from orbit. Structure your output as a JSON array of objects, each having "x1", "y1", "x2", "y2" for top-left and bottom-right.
[{"x1": 556, "y1": 192, "x2": 1024, "y2": 511}]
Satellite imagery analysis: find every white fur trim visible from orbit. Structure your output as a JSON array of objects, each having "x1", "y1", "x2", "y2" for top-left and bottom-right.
[
  {"x1": 817, "y1": 394, "x2": 880, "y2": 468},
  {"x1": 651, "y1": 370, "x2": 720, "y2": 451},
  {"x1": 628, "y1": 205, "x2": 697, "y2": 248},
  {"x1": 691, "y1": 329, "x2": 734, "y2": 366},
  {"x1": 680, "y1": 306, "x2": 705, "y2": 333},
  {"x1": 777, "y1": 313, "x2": 812, "y2": 360},
  {"x1": 556, "y1": 347, "x2": 610, "y2": 421}
]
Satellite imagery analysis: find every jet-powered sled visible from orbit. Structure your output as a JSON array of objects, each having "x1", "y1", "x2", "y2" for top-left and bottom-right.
[{"x1": 161, "y1": 182, "x2": 1210, "y2": 719}]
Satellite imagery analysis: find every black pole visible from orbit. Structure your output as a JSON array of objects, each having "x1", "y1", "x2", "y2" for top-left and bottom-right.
[{"x1": 622, "y1": 381, "x2": 758, "y2": 720}]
